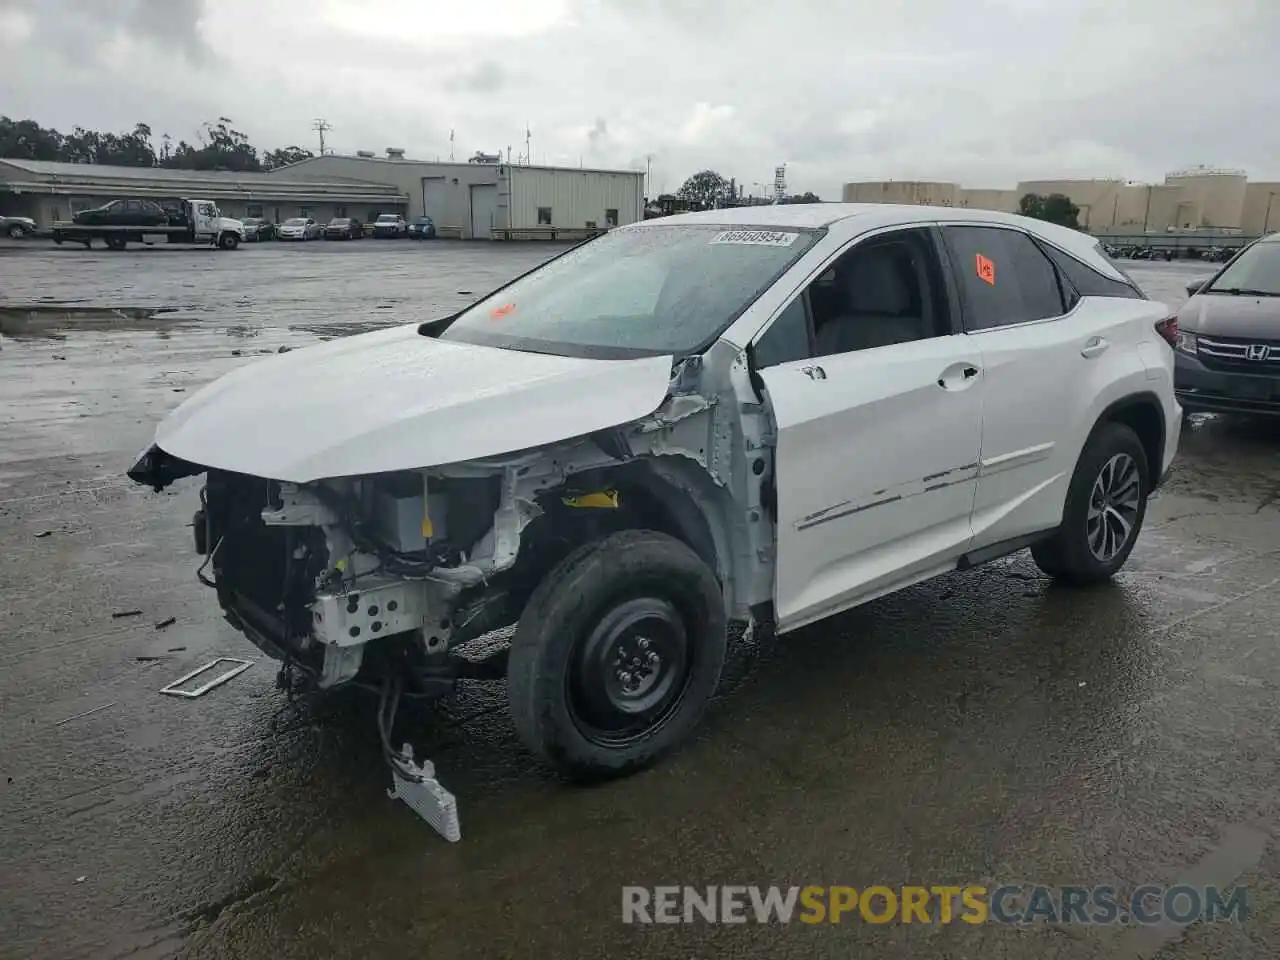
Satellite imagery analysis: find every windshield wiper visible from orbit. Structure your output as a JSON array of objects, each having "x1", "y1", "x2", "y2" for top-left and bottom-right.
[{"x1": 1215, "y1": 287, "x2": 1280, "y2": 297}]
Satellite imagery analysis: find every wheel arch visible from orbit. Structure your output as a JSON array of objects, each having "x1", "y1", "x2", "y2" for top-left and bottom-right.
[
  {"x1": 509, "y1": 455, "x2": 741, "y2": 617},
  {"x1": 1094, "y1": 391, "x2": 1166, "y2": 479}
]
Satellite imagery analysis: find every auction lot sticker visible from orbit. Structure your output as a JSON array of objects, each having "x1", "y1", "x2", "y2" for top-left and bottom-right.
[{"x1": 710, "y1": 230, "x2": 799, "y2": 246}]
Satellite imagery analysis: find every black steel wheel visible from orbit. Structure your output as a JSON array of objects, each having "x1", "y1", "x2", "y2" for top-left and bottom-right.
[{"x1": 508, "y1": 529, "x2": 726, "y2": 780}]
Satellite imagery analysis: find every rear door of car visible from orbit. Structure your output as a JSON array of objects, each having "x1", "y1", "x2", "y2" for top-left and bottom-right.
[{"x1": 939, "y1": 224, "x2": 1134, "y2": 550}]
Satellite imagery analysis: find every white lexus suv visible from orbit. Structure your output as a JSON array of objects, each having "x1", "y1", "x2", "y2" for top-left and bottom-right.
[{"x1": 129, "y1": 204, "x2": 1180, "y2": 836}]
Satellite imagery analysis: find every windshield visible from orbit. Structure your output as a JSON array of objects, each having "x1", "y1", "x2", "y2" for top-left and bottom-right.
[
  {"x1": 377, "y1": 214, "x2": 399, "y2": 222},
  {"x1": 283, "y1": 218, "x2": 307, "y2": 226},
  {"x1": 329, "y1": 218, "x2": 350, "y2": 225},
  {"x1": 243, "y1": 218, "x2": 262, "y2": 225},
  {"x1": 1204, "y1": 241, "x2": 1280, "y2": 295},
  {"x1": 436, "y1": 224, "x2": 820, "y2": 359}
]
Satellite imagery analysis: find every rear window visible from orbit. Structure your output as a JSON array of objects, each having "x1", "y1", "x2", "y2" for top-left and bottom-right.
[{"x1": 436, "y1": 224, "x2": 820, "y2": 359}]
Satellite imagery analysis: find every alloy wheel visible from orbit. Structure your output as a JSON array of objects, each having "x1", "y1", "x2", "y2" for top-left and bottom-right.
[{"x1": 1086, "y1": 452, "x2": 1141, "y2": 562}]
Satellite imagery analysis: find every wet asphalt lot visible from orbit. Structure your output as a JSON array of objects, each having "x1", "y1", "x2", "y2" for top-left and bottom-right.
[{"x1": 1, "y1": 239, "x2": 1278, "y2": 960}]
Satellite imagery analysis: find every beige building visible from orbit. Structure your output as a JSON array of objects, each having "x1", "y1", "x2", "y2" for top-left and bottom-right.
[
  {"x1": 273, "y1": 152, "x2": 645, "y2": 239},
  {"x1": 842, "y1": 166, "x2": 1280, "y2": 235}
]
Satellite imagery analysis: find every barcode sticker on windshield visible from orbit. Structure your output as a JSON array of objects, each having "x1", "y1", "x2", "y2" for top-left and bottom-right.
[{"x1": 709, "y1": 230, "x2": 799, "y2": 247}]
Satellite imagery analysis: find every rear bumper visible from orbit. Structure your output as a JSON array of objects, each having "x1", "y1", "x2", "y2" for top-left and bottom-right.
[{"x1": 1174, "y1": 350, "x2": 1280, "y2": 416}]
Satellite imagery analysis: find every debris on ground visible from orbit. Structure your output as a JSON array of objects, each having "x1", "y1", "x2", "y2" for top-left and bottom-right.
[
  {"x1": 53, "y1": 702, "x2": 117, "y2": 726},
  {"x1": 160, "y1": 658, "x2": 254, "y2": 698},
  {"x1": 134, "y1": 656, "x2": 171, "y2": 663},
  {"x1": 276, "y1": 345, "x2": 292, "y2": 354},
  {"x1": 34, "y1": 530, "x2": 52, "y2": 539},
  {"x1": 74, "y1": 876, "x2": 86, "y2": 884},
  {"x1": 111, "y1": 610, "x2": 143, "y2": 619},
  {"x1": 154, "y1": 617, "x2": 176, "y2": 630},
  {"x1": 167, "y1": 646, "x2": 187, "y2": 653}
]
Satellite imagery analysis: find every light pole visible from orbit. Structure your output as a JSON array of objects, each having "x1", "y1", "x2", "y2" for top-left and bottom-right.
[{"x1": 1264, "y1": 192, "x2": 1278, "y2": 234}]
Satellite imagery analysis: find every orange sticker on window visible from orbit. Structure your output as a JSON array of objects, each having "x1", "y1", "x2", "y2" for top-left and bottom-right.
[
  {"x1": 490, "y1": 302, "x2": 516, "y2": 320},
  {"x1": 975, "y1": 254, "x2": 995, "y2": 286}
]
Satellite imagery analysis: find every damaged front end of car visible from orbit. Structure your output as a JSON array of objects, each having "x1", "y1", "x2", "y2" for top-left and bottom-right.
[{"x1": 125, "y1": 334, "x2": 771, "y2": 842}]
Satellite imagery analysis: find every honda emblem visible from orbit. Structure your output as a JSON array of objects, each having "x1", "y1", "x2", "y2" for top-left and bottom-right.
[{"x1": 1245, "y1": 344, "x2": 1271, "y2": 361}]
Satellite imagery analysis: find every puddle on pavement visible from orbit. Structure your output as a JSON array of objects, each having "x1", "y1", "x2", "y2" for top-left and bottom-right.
[
  {"x1": 0, "y1": 304, "x2": 193, "y2": 339},
  {"x1": 289, "y1": 319, "x2": 402, "y2": 340}
]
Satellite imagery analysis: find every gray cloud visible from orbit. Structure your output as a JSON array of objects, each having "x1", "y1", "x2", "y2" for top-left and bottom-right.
[
  {"x1": 446, "y1": 60, "x2": 508, "y2": 94},
  {"x1": 2, "y1": 0, "x2": 1278, "y2": 199},
  {"x1": 4, "y1": 0, "x2": 211, "y2": 64}
]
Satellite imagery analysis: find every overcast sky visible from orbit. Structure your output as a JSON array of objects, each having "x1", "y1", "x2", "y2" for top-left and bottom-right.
[{"x1": 2, "y1": 0, "x2": 1278, "y2": 198}]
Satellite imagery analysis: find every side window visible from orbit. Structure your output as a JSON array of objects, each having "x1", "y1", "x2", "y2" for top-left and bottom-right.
[
  {"x1": 1034, "y1": 239, "x2": 1144, "y2": 300},
  {"x1": 942, "y1": 226, "x2": 1065, "y2": 330},
  {"x1": 810, "y1": 229, "x2": 948, "y2": 357},
  {"x1": 752, "y1": 297, "x2": 811, "y2": 368},
  {"x1": 750, "y1": 228, "x2": 949, "y2": 366}
]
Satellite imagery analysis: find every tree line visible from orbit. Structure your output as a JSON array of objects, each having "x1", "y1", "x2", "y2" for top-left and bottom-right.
[
  {"x1": 676, "y1": 169, "x2": 822, "y2": 209},
  {"x1": 0, "y1": 116, "x2": 315, "y2": 172}
]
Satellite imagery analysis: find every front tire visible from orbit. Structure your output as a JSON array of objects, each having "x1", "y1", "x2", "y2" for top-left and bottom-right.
[
  {"x1": 218, "y1": 232, "x2": 239, "y2": 250},
  {"x1": 507, "y1": 529, "x2": 727, "y2": 780},
  {"x1": 7, "y1": 224, "x2": 25, "y2": 239},
  {"x1": 1031, "y1": 422, "x2": 1150, "y2": 585}
]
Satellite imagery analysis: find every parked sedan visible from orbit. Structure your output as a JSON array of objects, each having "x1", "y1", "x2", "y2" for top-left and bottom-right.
[
  {"x1": 373, "y1": 213, "x2": 408, "y2": 238},
  {"x1": 324, "y1": 217, "x2": 364, "y2": 240},
  {"x1": 72, "y1": 198, "x2": 170, "y2": 227},
  {"x1": 278, "y1": 217, "x2": 322, "y2": 241},
  {"x1": 241, "y1": 217, "x2": 276, "y2": 242},
  {"x1": 1, "y1": 215, "x2": 37, "y2": 239},
  {"x1": 407, "y1": 215, "x2": 436, "y2": 240}
]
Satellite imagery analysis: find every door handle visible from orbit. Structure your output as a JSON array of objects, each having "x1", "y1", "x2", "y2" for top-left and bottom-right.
[
  {"x1": 1081, "y1": 336, "x2": 1109, "y2": 359},
  {"x1": 800, "y1": 364, "x2": 826, "y2": 380},
  {"x1": 938, "y1": 362, "x2": 981, "y2": 390}
]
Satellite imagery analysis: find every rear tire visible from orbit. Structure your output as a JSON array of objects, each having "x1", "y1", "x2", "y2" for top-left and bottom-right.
[
  {"x1": 105, "y1": 235, "x2": 127, "y2": 251},
  {"x1": 1031, "y1": 422, "x2": 1150, "y2": 585},
  {"x1": 507, "y1": 529, "x2": 727, "y2": 781}
]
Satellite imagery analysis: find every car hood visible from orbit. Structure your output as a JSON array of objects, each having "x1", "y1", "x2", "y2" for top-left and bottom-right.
[
  {"x1": 153, "y1": 323, "x2": 675, "y2": 482},
  {"x1": 1179, "y1": 293, "x2": 1280, "y2": 338}
]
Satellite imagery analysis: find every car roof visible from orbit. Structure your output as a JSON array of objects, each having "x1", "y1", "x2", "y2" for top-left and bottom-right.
[{"x1": 631, "y1": 202, "x2": 1119, "y2": 281}]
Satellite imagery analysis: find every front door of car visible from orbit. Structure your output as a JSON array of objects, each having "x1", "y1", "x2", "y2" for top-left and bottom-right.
[
  {"x1": 755, "y1": 227, "x2": 984, "y2": 632},
  {"x1": 937, "y1": 225, "x2": 1091, "y2": 549}
]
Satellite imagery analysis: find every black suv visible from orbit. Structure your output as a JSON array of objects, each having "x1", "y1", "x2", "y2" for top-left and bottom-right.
[{"x1": 1174, "y1": 232, "x2": 1280, "y2": 416}]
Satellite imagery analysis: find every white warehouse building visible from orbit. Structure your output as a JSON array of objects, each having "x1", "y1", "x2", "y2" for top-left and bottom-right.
[{"x1": 270, "y1": 152, "x2": 646, "y2": 240}]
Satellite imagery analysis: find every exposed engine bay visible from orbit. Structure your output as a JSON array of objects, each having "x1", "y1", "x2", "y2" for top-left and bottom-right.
[{"x1": 126, "y1": 345, "x2": 776, "y2": 840}]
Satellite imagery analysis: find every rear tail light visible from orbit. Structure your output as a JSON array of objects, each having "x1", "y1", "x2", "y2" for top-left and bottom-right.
[{"x1": 1154, "y1": 316, "x2": 1178, "y2": 347}]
